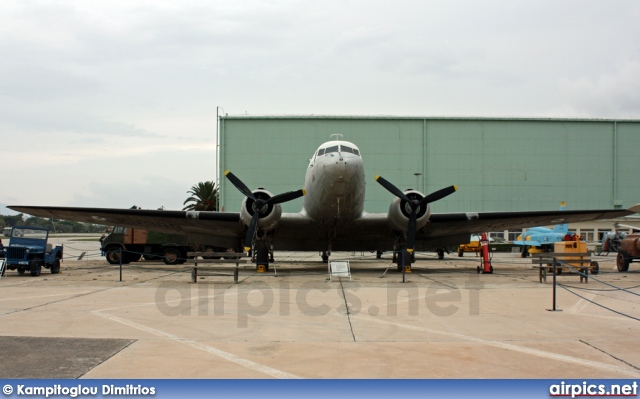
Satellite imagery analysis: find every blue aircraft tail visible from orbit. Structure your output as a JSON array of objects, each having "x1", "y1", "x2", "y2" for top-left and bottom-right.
[{"x1": 552, "y1": 202, "x2": 568, "y2": 233}]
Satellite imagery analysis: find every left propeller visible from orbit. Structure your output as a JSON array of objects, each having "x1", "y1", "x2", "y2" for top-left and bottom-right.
[
  {"x1": 375, "y1": 176, "x2": 457, "y2": 253},
  {"x1": 225, "y1": 170, "x2": 306, "y2": 252}
]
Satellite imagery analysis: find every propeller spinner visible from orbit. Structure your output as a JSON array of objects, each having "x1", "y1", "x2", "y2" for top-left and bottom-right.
[
  {"x1": 225, "y1": 170, "x2": 306, "y2": 252},
  {"x1": 375, "y1": 176, "x2": 457, "y2": 253}
]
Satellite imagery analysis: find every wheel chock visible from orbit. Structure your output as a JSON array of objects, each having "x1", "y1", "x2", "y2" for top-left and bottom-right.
[
  {"x1": 404, "y1": 265, "x2": 412, "y2": 273},
  {"x1": 257, "y1": 264, "x2": 267, "y2": 273}
]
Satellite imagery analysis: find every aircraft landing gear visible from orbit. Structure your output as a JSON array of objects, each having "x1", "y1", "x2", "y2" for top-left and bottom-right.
[
  {"x1": 396, "y1": 248, "x2": 412, "y2": 273},
  {"x1": 255, "y1": 244, "x2": 269, "y2": 272}
]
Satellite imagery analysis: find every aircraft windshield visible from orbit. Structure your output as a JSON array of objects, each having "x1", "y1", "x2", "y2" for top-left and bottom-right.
[
  {"x1": 324, "y1": 145, "x2": 339, "y2": 154},
  {"x1": 317, "y1": 144, "x2": 360, "y2": 157}
]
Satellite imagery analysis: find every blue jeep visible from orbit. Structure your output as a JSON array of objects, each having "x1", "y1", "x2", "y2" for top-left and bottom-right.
[{"x1": 3, "y1": 226, "x2": 63, "y2": 276}]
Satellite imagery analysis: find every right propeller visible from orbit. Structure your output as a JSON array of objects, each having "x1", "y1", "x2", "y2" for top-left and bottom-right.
[
  {"x1": 375, "y1": 176, "x2": 457, "y2": 253},
  {"x1": 225, "y1": 170, "x2": 306, "y2": 252}
]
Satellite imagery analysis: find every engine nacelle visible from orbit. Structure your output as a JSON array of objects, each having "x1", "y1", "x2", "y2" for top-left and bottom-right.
[
  {"x1": 387, "y1": 190, "x2": 432, "y2": 233},
  {"x1": 240, "y1": 189, "x2": 283, "y2": 235}
]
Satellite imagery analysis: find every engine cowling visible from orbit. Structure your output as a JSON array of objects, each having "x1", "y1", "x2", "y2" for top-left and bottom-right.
[
  {"x1": 387, "y1": 189, "x2": 431, "y2": 233},
  {"x1": 239, "y1": 189, "x2": 283, "y2": 234}
]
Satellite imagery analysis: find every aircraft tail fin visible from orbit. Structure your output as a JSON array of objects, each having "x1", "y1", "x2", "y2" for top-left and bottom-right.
[{"x1": 553, "y1": 202, "x2": 568, "y2": 233}]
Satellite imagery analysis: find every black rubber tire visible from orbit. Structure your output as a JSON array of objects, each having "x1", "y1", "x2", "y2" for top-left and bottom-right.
[
  {"x1": 590, "y1": 261, "x2": 599, "y2": 275},
  {"x1": 617, "y1": 251, "x2": 630, "y2": 272},
  {"x1": 17, "y1": 266, "x2": 25, "y2": 275},
  {"x1": 256, "y1": 246, "x2": 269, "y2": 271},
  {"x1": 458, "y1": 250, "x2": 464, "y2": 257},
  {"x1": 163, "y1": 247, "x2": 182, "y2": 265},
  {"x1": 30, "y1": 257, "x2": 42, "y2": 277},
  {"x1": 105, "y1": 247, "x2": 127, "y2": 265},
  {"x1": 50, "y1": 259, "x2": 61, "y2": 274}
]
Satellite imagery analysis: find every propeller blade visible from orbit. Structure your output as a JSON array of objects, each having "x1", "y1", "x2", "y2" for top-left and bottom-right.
[
  {"x1": 244, "y1": 212, "x2": 260, "y2": 252},
  {"x1": 224, "y1": 170, "x2": 255, "y2": 199},
  {"x1": 267, "y1": 189, "x2": 306, "y2": 205},
  {"x1": 406, "y1": 209, "x2": 417, "y2": 252},
  {"x1": 419, "y1": 185, "x2": 457, "y2": 206},
  {"x1": 375, "y1": 176, "x2": 411, "y2": 202}
]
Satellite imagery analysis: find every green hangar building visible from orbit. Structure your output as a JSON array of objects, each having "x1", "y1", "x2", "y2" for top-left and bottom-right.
[{"x1": 217, "y1": 116, "x2": 640, "y2": 242}]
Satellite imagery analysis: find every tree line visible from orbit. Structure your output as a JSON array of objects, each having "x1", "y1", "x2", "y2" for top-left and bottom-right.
[{"x1": 1, "y1": 214, "x2": 107, "y2": 234}]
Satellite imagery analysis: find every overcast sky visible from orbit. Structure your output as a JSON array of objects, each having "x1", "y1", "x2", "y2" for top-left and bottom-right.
[{"x1": 1, "y1": 0, "x2": 639, "y2": 215}]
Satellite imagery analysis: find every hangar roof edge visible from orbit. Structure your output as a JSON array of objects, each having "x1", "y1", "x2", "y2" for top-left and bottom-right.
[{"x1": 219, "y1": 115, "x2": 640, "y2": 123}]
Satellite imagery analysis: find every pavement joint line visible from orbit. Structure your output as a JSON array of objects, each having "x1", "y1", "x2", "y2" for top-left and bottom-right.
[
  {"x1": 338, "y1": 278, "x2": 357, "y2": 342},
  {"x1": 91, "y1": 310, "x2": 302, "y2": 379},
  {"x1": 0, "y1": 291, "x2": 92, "y2": 302},
  {"x1": 579, "y1": 339, "x2": 640, "y2": 372},
  {"x1": 359, "y1": 315, "x2": 640, "y2": 377}
]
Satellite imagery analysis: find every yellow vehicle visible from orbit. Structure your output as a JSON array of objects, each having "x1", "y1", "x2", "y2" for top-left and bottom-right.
[{"x1": 458, "y1": 235, "x2": 483, "y2": 257}]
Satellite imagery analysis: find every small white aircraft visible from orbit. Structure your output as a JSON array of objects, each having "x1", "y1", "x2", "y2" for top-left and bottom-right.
[{"x1": 10, "y1": 138, "x2": 640, "y2": 271}]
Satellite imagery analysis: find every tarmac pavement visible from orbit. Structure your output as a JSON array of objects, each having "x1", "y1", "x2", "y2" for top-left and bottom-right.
[{"x1": 1, "y1": 236, "x2": 639, "y2": 379}]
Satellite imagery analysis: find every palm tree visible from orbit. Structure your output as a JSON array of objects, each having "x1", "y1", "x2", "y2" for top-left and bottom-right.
[{"x1": 182, "y1": 181, "x2": 219, "y2": 211}]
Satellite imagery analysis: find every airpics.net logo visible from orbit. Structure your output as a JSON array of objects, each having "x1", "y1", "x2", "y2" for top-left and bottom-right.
[
  {"x1": 154, "y1": 275, "x2": 484, "y2": 327},
  {"x1": 549, "y1": 381, "x2": 638, "y2": 398}
]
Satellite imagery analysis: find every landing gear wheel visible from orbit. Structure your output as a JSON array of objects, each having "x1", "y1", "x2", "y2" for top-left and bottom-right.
[
  {"x1": 162, "y1": 247, "x2": 182, "y2": 265},
  {"x1": 437, "y1": 248, "x2": 445, "y2": 260},
  {"x1": 617, "y1": 251, "x2": 630, "y2": 272},
  {"x1": 396, "y1": 249, "x2": 410, "y2": 272},
  {"x1": 50, "y1": 259, "x2": 61, "y2": 274},
  {"x1": 30, "y1": 257, "x2": 42, "y2": 277},
  {"x1": 256, "y1": 246, "x2": 269, "y2": 271},
  {"x1": 321, "y1": 251, "x2": 329, "y2": 262}
]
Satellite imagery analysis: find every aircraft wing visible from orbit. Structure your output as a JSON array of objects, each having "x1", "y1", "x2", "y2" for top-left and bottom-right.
[
  {"x1": 8, "y1": 206, "x2": 245, "y2": 248},
  {"x1": 8, "y1": 204, "x2": 640, "y2": 252},
  {"x1": 512, "y1": 240, "x2": 543, "y2": 246},
  {"x1": 416, "y1": 206, "x2": 639, "y2": 248}
]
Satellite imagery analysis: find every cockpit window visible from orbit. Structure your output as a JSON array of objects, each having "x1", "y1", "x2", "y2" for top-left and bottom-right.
[
  {"x1": 353, "y1": 148, "x2": 360, "y2": 156},
  {"x1": 325, "y1": 145, "x2": 339, "y2": 154},
  {"x1": 317, "y1": 148, "x2": 325, "y2": 156},
  {"x1": 341, "y1": 145, "x2": 353, "y2": 154}
]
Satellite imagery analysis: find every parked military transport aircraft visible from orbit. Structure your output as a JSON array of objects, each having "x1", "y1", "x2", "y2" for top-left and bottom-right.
[{"x1": 9, "y1": 139, "x2": 640, "y2": 271}]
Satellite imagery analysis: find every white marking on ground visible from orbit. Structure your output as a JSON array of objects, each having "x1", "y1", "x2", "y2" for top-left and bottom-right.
[
  {"x1": 361, "y1": 315, "x2": 640, "y2": 377},
  {"x1": 0, "y1": 292, "x2": 91, "y2": 301},
  {"x1": 91, "y1": 310, "x2": 302, "y2": 379}
]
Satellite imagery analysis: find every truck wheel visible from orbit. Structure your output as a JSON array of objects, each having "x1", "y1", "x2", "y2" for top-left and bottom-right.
[
  {"x1": 106, "y1": 247, "x2": 129, "y2": 265},
  {"x1": 163, "y1": 247, "x2": 181, "y2": 265},
  {"x1": 617, "y1": 251, "x2": 630, "y2": 272},
  {"x1": 50, "y1": 259, "x2": 61, "y2": 274},
  {"x1": 30, "y1": 257, "x2": 42, "y2": 277},
  {"x1": 17, "y1": 266, "x2": 25, "y2": 275}
]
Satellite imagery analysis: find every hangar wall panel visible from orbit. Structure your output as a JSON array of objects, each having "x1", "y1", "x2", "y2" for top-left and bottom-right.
[{"x1": 219, "y1": 117, "x2": 640, "y2": 215}]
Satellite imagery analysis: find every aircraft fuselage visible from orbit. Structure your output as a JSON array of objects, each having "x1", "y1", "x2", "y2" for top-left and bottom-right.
[{"x1": 301, "y1": 140, "x2": 365, "y2": 225}]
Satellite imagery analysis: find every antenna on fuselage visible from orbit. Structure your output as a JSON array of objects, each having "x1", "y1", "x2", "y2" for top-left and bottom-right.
[{"x1": 330, "y1": 134, "x2": 343, "y2": 141}]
